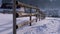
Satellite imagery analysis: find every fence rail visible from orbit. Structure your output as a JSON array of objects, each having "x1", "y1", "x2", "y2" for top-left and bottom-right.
[{"x1": 16, "y1": 1, "x2": 45, "y2": 29}]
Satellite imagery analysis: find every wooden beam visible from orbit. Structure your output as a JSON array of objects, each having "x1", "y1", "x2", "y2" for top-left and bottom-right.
[
  {"x1": 29, "y1": 8, "x2": 32, "y2": 26},
  {"x1": 16, "y1": 1, "x2": 39, "y2": 9},
  {"x1": 16, "y1": 18, "x2": 36, "y2": 29},
  {"x1": 13, "y1": 0, "x2": 16, "y2": 34},
  {"x1": 36, "y1": 9, "x2": 38, "y2": 22}
]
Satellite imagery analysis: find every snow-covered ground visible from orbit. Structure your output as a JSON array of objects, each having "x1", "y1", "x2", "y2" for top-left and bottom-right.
[
  {"x1": 0, "y1": 13, "x2": 60, "y2": 34},
  {"x1": 17, "y1": 17, "x2": 60, "y2": 34},
  {"x1": 0, "y1": 13, "x2": 13, "y2": 34}
]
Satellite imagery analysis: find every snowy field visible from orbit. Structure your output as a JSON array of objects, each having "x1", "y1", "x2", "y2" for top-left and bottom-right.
[
  {"x1": 0, "y1": 13, "x2": 60, "y2": 34},
  {"x1": 0, "y1": 13, "x2": 13, "y2": 34}
]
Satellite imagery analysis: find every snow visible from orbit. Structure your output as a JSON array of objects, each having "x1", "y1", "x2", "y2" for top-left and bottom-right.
[
  {"x1": 0, "y1": 13, "x2": 60, "y2": 34},
  {"x1": 17, "y1": 17, "x2": 60, "y2": 34},
  {"x1": 16, "y1": 16, "x2": 36, "y2": 24},
  {"x1": 0, "y1": 13, "x2": 13, "y2": 34}
]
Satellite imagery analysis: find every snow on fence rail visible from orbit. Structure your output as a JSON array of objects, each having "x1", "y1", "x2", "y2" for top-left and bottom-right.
[{"x1": 15, "y1": 1, "x2": 46, "y2": 29}]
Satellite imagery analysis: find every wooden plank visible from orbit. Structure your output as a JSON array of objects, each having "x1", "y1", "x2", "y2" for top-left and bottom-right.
[
  {"x1": 16, "y1": 1, "x2": 39, "y2": 9},
  {"x1": 30, "y1": 8, "x2": 32, "y2": 26},
  {"x1": 16, "y1": 13, "x2": 37, "y2": 17},
  {"x1": 16, "y1": 18, "x2": 36, "y2": 29},
  {"x1": 13, "y1": 0, "x2": 16, "y2": 34}
]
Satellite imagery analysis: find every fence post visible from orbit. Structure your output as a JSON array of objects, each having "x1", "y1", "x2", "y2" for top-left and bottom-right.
[
  {"x1": 39, "y1": 10, "x2": 40, "y2": 21},
  {"x1": 36, "y1": 9, "x2": 38, "y2": 22},
  {"x1": 29, "y1": 8, "x2": 32, "y2": 26},
  {"x1": 13, "y1": 0, "x2": 16, "y2": 34}
]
